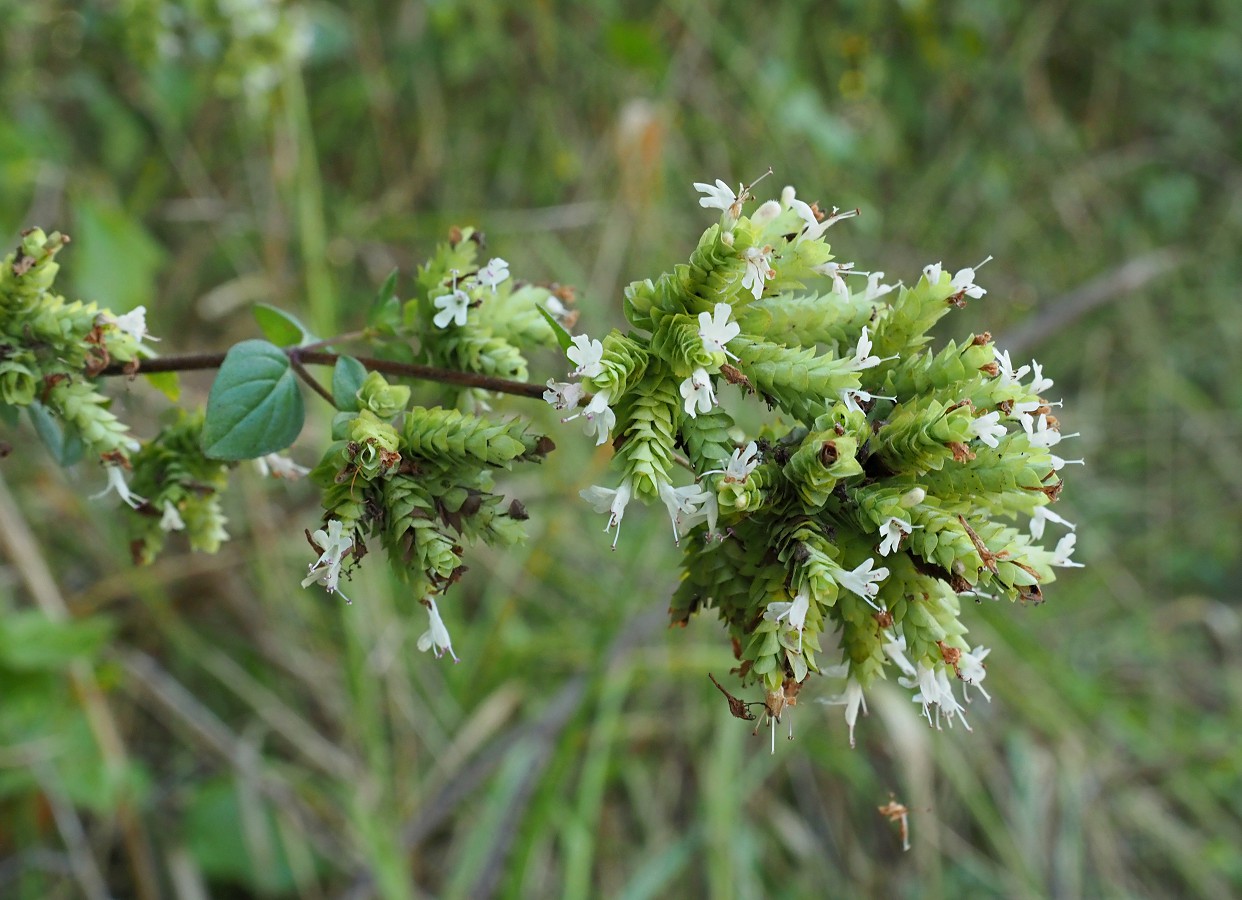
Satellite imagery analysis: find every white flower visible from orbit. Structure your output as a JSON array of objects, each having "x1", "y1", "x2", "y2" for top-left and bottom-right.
[
  {"x1": 698, "y1": 302, "x2": 741, "y2": 359},
  {"x1": 923, "y1": 262, "x2": 944, "y2": 284},
  {"x1": 899, "y1": 662, "x2": 971, "y2": 731},
  {"x1": 706, "y1": 441, "x2": 760, "y2": 483},
  {"x1": 857, "y1": 271, "x2": 895, "y2": 303},
  {"x1": 98, "y1": 306, "x2": 158, "y2": 343},
  {"x1": 812, "y1": 259, "x2": 857, "y2": 294},
  {"x1": 657, "y1": 481, "x2": 713, "y2": 545},
  {"x1": 1050, "y1": 453, "x2": 1085, "y2": 471},
  {"x1": 782, "y1": 186, "x2": 860, "y2": 241},
  {"x1": 256, "y1": 453, "x2": 310, "y2": 480},
  {"x1": 1012, "y1": 399, "x2": 1043, "y2": 423},
  {"x1": 878, "y1": 516, "x2": 916, "y2": 556},
  {"x1": 417, "y1": 597, "x2": 458, "y2": 662},
  {"x1": 899, "y1": 486, "x2": 926, "y2": 508},
  {"x1": 580, "y1": 479, "x2": 633, "y2": 548},
  {"x1": 970, "y1": 410, "x2": 1007, "y2": 448},
  {"x1": 476, "y1": 257, "x2": 510, "y2": 292},
  {"x1": 159, "y1": 501, "x2": 185, "y2": 532},
  {"x1": 1051, "y1": 533, "x2": 1085, "y2": 568},
  {"x1": 543, "y1": 379, "x2": 584, "y2": 411},
  {"x1": 848, "y1": 325, "x2": 898, "y2": 371},
  {"x1": 1027, "y1": 359, "x2": 1054, "y2": 396},
  {"x1": 432, "y1": 288, "x2": 471, "y2": 328},
  {"x1": 839, "y1": 388, "x2": 895, "y2": 414},
  {"x1": 994, "y1": 348, "x2": 1030, "y2": 388},
  {"x1": 882, "y1": 632, "x2": 917, "y2": 677},
  {"x1": 764, "y1": 585, "x2": 811, "y2": 653},
  {"x1": 837, "y1": 558, "x2": 890, "y2": 610},
  {"x1": 567, "y1": 334, "x2": 605, "y2": 379},
  {"x1": 93, "y1": 464, "x2": 146, "y2": 510},
  {"x1": 302, "y1": 519, "x2": 354, "y2": 600},
  {"x1": 694, "y1": 178, "x2": 740, "y2": 213},
  {"x1": 1022, "y1": 413, "x2": 1078, "y2": 450},
  {"x1": 565, "y1": 389, "x2": 614, "y2": 446},
  {"x1": 1029, "y1": 505, "x2": 1075, "y2": 540},
  {"x1": 742, "y1": 245, "x2": 775, "y2": 300},
  {"x1": 949, "y1": 256, "x2": 992, "y2": 298},
  {"x1": 679, "y1": 367, "x2": 716, "y2": 418},
  {"x1": 750, "y1": 199, "x2": 782, "y2": 226},
  {"x1": 675, "y1": 489, "x2": 719, "y2": 539},
  {"x1": 958, "y1": 645, "x2": 991, "y2": 702},
  {"x1": 821, "y1": 673, "x2": 867, "y2": 748}
]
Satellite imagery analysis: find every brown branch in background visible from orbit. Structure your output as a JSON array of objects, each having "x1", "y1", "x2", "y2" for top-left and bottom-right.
[
  {"x1": 1005, "y1": 248, "x2": 1184, "y2": 354},
  {"x1": 97, "y1": 348, "x2": 548, "y2": 401}
]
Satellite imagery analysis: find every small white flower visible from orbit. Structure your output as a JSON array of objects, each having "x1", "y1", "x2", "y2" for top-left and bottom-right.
[
  {"x1": 970, "y1": 410, "x2": 1007, "y2": 448},
  {"x1": 750, "y1": 199, "x2": 782, "y2": 226},
  {"x1": 93, "y1": 464, "x2": 146, "y2": 510},
  {"x1": 159, "y1": 501, "x2": 185, "y2": 532},
  {"x1": 837, "y1": 558, "x2": 890, "y2": 610},
  {"x1": 675, "y1": 489, "x2": 719, "y2": 539},
  {"x1": 1027, "y1": 359, "x2": 1054, "y2": 396},
  {"x1": 567, "y1": 334, "x2": 605, "y2": 379},
  {"x1": 679, "y1": 367, "x2": 716, "y2": 417},
  {"x1": 98, "y1": 306, "x2": 158, "y2": 343},
  {"x1": 994, "y1": 349, "x2": 1031, "y2": 388},
  {"x1": 742, "y1": 245, "x2": 775, "y2": 300},
  {"x1": 543, "y1": 379, "x2": 584, "y2": 411},
  {"x1": 256, "y1": 453, "x2": 310, "y2": 480},
  {"x1": 899, "y1": 486, "x2": 926, "y2": 508},
  {"x1": 564, "y1": 389, "x2": 614, "y2": 446},
  {"x1": 706, "y1": 441, "x2": 760, "y2": 483},
  {"x1": 657, "y1": 480, "x2": 713, "y2": 545},
  {"x1": 1012, "y1": 399, "x2": 1043, "y2": 423},
  {"x1": 821, "y1": 673, "x2": 867, "y2": 748},
  {"x1": 1029, "y1": 505, "x2": 1075, "y2": 540},
  {"x1": 848, "y1": 325, "x2": 898, "y2": 371},
  {"x1": 1050, "y1": 533, "x2": 1085, "y2": 568},
  {"x1": 417, "y1": 597, "x2": 458, "y2": 661},
  {"x1": 882, "y1": 632, "x2": 917, "y2": 677},
  {"x1": 923, "y1": 262, "x2": 944, "y2": 284},
  {"x1": 698, "y1": 302, "x2": 741, "y2": 359},
  {"x1": 949, "y1": 256, "x2": 992, "y2": 299},
  {"x1": 1050, "y1": 453, "x2": 1085, "y2": 471},
  {"x1": 432, "y1": 288, "x2": 471, "y2": 328},
  {"x1": 812, "y1": 259, "x2": 857, "y2": 294},
  {"x1": 839, "y1": 387, "x2": 895, "y2": 414},
  {"x1": 900, "y1": 662, "x2": 971, "y2": 731},
  {"x1": 694, "y1": 178, "x2": 740, "y2": 213},
  {"x1": 878, "y1": 516, "x2": 916, "y2": 556},
  {"x1": 580, "y1": 479, "x2": 633, "y2": 549},
  {"x1": 302, "y1": 519, "x2": 354, "y2": 600},
  {"x1": 476, "y1": 257, "x2": 510, "y2": 293},
  {"x1": 958, "y1": 645, "x2": 991, "y2": 702},
  {"x1": 857, "y1": 271, "x2": 895, "y2": 303},
  {"x1": 1022, "y1": 413, "x2": 1078, "y2": 450},
  {"x1": 764, "y1": 585, "x2": 811, "y2": 653}
]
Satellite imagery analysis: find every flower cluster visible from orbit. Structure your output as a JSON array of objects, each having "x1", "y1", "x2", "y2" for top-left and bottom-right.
[{"x1": 551, "y1": 178, "x2": 1083, "y2": 747}]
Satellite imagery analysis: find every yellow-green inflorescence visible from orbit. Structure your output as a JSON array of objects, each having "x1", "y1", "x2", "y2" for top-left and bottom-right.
[{"x1": 552, "y1": 179, "x2": 1084, "y2": 746}]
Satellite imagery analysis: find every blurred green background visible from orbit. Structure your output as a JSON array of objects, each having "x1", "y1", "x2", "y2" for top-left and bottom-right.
[{"x1": 2, "y1": 1, "x2": 1240, "y2": 897}]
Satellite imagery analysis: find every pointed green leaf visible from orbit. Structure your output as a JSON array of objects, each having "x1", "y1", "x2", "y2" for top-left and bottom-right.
[
  {"x1": 536, "y1": 304, "x2": 573, "y2": 352},
  {"x1": 252, "y1": 303, "x2": 314, "y2": 347},
  {"x1": 202, "y1": 340, "x2": 304, "y2": 460},
  {"x1": 331, "y1": 356, "x2": 367, "y2": 412},
  {"x1": 143, "y1": 370, "x2": 181, "y2": 402},
  {"x1": 369, "y1": 268, "x2": 400, "y2": 330}
]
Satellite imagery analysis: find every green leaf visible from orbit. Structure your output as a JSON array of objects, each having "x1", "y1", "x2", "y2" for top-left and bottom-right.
[
  {"x1": 143, "y1": 371, "x2": 181, "y2": 402},
  {"x1": 252, "y1": 303, "x2": 313, "y2": 347},
  {"x1": 368, "y1": 268, "x2": 400, "y2": 330},
  {"x1": 0, "y1": 612, "x2": 114, "y2": 671},
  {"x1": 536, "y1": 304, "x2": 573, "y2": 352},
  {"x1": 331, "y1": 356, "x2": 367, "y2": 412},
  {"x1": 27, "y1": 401, "x2": 85, "y2": 467},
  {"x1": 201, "y1": 340, "x2": 305, "y2": 460}
]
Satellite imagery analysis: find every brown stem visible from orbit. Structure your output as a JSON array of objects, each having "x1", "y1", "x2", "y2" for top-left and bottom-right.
[
  {"x1": 99, "y1": 348, "x2": 547, "y2": 400},
  {"x1": 287, "y1": 352, "x2": 335, "y2": 405}
]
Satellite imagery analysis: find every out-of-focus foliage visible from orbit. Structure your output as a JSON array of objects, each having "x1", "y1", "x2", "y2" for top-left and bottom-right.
[{"x1": 1, "y1": 1, "x2": 1239, "y2": 897}]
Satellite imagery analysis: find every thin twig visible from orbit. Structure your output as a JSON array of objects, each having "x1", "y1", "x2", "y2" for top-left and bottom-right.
[
  {"x1": 288, "y1": 353, "x2": 336, "y2": 405},
  {"x1": 98, "y1": 348, "x2": 546, "y2": 400}
]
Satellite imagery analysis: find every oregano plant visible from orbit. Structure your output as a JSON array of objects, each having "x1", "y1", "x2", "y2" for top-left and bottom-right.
[{"x1": 0, "y1": 176, "x2": 1083, "y2": 751}]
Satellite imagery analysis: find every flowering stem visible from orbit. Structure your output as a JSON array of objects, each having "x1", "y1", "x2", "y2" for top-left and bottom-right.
[{"x1": 97, "y1": 349, "x2": 547, "y2": 400}]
